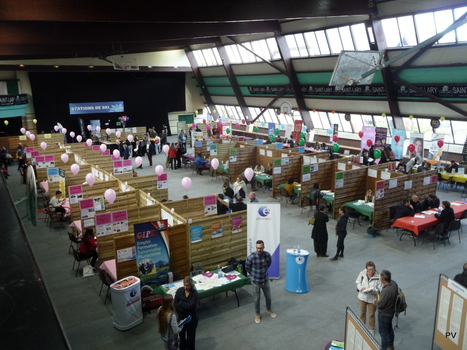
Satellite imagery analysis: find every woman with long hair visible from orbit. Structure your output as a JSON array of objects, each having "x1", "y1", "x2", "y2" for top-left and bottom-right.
[
  {"x1": 174, "y1": 276, "x2": 199, "y2": 350},
  {"x1": 78, "y1": 228, "x2": 98, "y2": 267},
  {"x1": 157, "y1": 294, "x2": 181, "y2": 350}
]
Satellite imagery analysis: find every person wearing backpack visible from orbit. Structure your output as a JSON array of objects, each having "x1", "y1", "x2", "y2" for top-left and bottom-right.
[
  {"x1": 356, "y1": 261, "x2": 382, "y2": 334},
  {"x1": 374, "y1": 270, "x2": 398, "y2": 350}
]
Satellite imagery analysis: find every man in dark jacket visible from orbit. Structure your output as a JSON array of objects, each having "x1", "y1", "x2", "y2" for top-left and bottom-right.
[
  {"x1": 454, "y1": 263, "x2": 467, "y2": 288},
  {"x1": 311, "y1": 204, "x2": 329, "y2": 257},
  {"x1": 410, "y1": 195, "x2": 422, "y2": 214},
  {"x1": 374, "y1": 270, "x2": 398, "y2": 350},
  {"x1": 393, "y1": 199, "x2": 414, "y2": 221},
  {"x1": 422, "y1": 194, "x2": 440, "y2": 211},
  {"x1": 434, "y1": 201, "x2": 455, "y2": 236}
]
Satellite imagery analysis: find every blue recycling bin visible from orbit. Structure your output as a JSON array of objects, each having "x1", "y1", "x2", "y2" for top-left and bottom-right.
[{"x1": 285, "y1": 249, "x2": 310, "y2": 293}]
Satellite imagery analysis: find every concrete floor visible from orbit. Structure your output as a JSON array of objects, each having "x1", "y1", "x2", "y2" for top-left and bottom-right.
[{"x1": 8, "y1": 136, "x2": 467, "y2": 350}]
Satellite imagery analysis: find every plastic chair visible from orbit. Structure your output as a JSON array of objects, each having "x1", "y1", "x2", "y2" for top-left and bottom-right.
[
  {"x1": 280, "y1": 188, "x2": 291, "y2": 207},
  {"x1": 448, "y1": 220, "x2": 461, "y2": 243},
  {"x1": 437, "y1": 173, "x2": 452, "y2": 192},
  {"x1": 67, "y1": 232, "x2": 82, "y2": 254},
  {"x1": 98, "y1": 269, "x2": 113, "y2": 304},
  {"x1": 300, "y1": 196, "x2": 313, "y2": 216},
  {"x1": 345, "y1": 206, "x2": 361, "y2": 229},
  {"x1": 71, "y1": 246, "x2": 90, "y2": 277}
]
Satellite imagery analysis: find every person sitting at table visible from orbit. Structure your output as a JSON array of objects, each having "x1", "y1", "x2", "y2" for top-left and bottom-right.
[
  {"x1": 287, "y1": 134, "x2": 295, "y2": 148},
  {"x1": 276, "y1": 135, "x2": 283, "y2": 143},
  {"x1": 396, "y1": 159, "x2": 406, "y2": 173},
  {"x1": 368, "y1": 145, "x2": 375, "y2": 166},
  {"x1": 265, "y1": 163, "x2": 273, "y2": 176},
  {"x1": 254, "y1": 162, "x2": 265, "y2": 173},
  {"x1": 321, "y1": 142, "x2": 328, "y2": 150},
  {"x1": 222, "y1": 179, "x2": 234, "y2": 200},
  {"x1": 446, "y1": 160, "x2": 459, "y2": 173},
  {"x1": 233, "y1": 176, "x2": 248, "y2": 199},
  {"x1": 308, "y1": 183, "x2": 322, "y2": 207},
  {"x1": 194, "y1": 152, "x2": 208, "y2": 175},
  {"x1": 422, "y1": 194, "x2": 440, "y2": 211},
  {"x1": 434, "y1": 201, "x2": 455, "y2": 237},
  {"x1": 361, "y1": 149, "x2": 369, "y2": 166},
  {"x1": 418, "y1": 160, "x2": 431, "y2": 172},
  {"x1": 78, "y1": 228, "x2": 98, "y2": 268},
  {"x1": 410, "y1": 195, "x2": 422, "y2": 214},
  {"x1": 49, "y1": 190, "x2": 66, "y2": 214},
  {"x1": 364, "y1": 189, "x2": 374, "y2": 204},
  {"x1": 393, "y1": 199, "x2": 414, "y2": 221},
  {"x1": 285, "y1": 177, "x2": 300, "y2": 205},
  {"x1": 229, "y1": 196, "x2": 248, "y2": 212},
  {"x1": 405, "y1": 156, "x2": 421, "y2": 174},
  {"x1": 314, "y1": 141, "x2": 321, "y2": 150}
]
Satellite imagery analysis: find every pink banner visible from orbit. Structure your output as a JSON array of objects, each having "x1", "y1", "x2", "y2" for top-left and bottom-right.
[
  {"x1": 69, "y1": 185, "x2": 83, "y2": 195},
  {"x1": 95, "y1": 213, "x2": 112, "y2": 226},
  {"x1": 25, "y1": 147, "x2": 34, "y2": 153},
  {"x1": 45, "y1": 155, "x2": 55, "y2": 162},
  {"x1": 79, "y1": 198, "x2": 94, "y2": 210},
  {"x1": 158, "y1": 174, "x2": 168, "y2": 181},
  {"x1": 36, "y1": 156, "x2": 45, "y2": 162},
  {"x1": 203, "y1": 195, "x2": 217, "y2": 206},
  {"x1": 123, "y1": 160, "x2": 132, "y2": 167},
  {"x1": 31, "y1": 151, "x2": 40, "y2": 157},
  {"x1": 113, "y1": 161, "x2": 123, "y2": 168},
  {"x1": 111, "y1": 155, "x2": 120, "y2": 161},
  {"x1": 92, "y1": 145, "x2": 101, "y2": 151},
  {"x1": 101, "y1": 150, "x2": 110, "y2": 156},
  {"x1": 112, "y1": 210, "x2": 128, "y2": 222}
]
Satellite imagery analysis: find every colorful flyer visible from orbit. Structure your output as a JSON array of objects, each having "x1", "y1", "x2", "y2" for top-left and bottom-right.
[
  {"x1": 101, "y1": 150, "x2": 110, "y2": 156},
  {"x1": 47, "y1": 168, "x2": 60, "y2": 182},
  {"x1": 123, "y1": 159, "x2": 133, "y2": 174},
  {"x1": 95, "y1": 213, "x2": 113, "y2": 237},
  {"x1": 204, "y1": 195, "x2": 217, "y2": 216},
  {"x1": 45, "y1": 155, "x2": 55, "y2": 168},
  {"x1": 93, "y1": 197, "x2": 105, "y2": 211},
  {"x1": 211, "y1": 220, "x2": 223, "y2": 239},
  {"x1": 92, "y1": 145, "x2": 101, "y2": 151},
  {"x1": 134, "y1": 221, "x2": 170, "y2": 277},
  {"x1": 112, "y1": 210, "x2": 128, "y2": 233},
  {"x1": 232, "y1": 216, "x2": 242, "y2": 233},
  {"x1": 190, "y1": 225, "x2": 203, "y2": 243},
  {"x1": 69, "y1": 185, "x2": 83, "y2": 204},
  {"x1": 157, "y1": 173, "x2": 168, "y2": 190},
  {"x1": 117, "y1": 247, "x2": 136, "y2": 263},
  {"x1": 79, "y1": 198, "x2": 95, "y2": 219},
  {"x1": 376, "y1": 180, "x2": 385, "y2": 199},
  {"x1": 35, "y1": 156, "x2": 45, "y2": 169}
]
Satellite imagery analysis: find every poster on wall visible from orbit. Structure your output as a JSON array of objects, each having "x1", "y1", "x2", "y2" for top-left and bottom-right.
[
  {"x1": 58, "y1": 169, "x2": 66, "y2": 195},
  {"x1": 93, "y1": 197, "x2": 105, "y2": 211},
  {"x1": 117, "y1": 247, "x2": 136, "y2": 264},
  {"x1": 376, "y1": 180, "x2": 385, "y2": 199},
  {"x1": 47, "y1": 168, "x2": 60, "y2": 182},
  {"x1": 335, "y1": 172, "x2": 344, "y2": 188},
  {"x1": 95, "y1": 213, "x2": 113, "y2": 237},
  {"x1": 69, "y1": 185, "x2": 83, "y2": 204},
  {"x1": 293, "y1": 120, "x2": 303, "y2": 144},
  {"x1": 268, "y1": 123, "x2": 276, "y2": 136},
  {"x1": 211, "y1": 220, "x2": 223, "y2": 238},
  {"x1": 113, "y1": 161, "x2": 123, "y2": 175},
  {"x1": 408, "y1": 133, "x2": 424, "y2": 158},
  {"x1": 210, "y1": 144, "x2": 218, "y2": 156},
  {"x1": 79, "y1": 199, "x2": 95, "y2": 219},
  {"x1": 391, "y1": 129, "x2": 406, "y2": 160},
  {"x1": 427, "y1": 133, "x2": 445, "y2": 161},
  {"x1": 361, "y1": 126, "x2": 376, "y2": 151},
  {"x1": 190, "y1": 225, "x2": 203, "y2": 243},
  {"x1": 134, "y1": 220, "x2": 170, "y2": 278},
  {"x1": 232, "y1": 217, "x2": 242, "y2": 233},
  {"x1": 157, "y1": 173, "x2": 168, "y2": 190},
  {"x1": 112, "y1": 210, "x2": 129, "y2": 233},
  {"x1": 203, "y1": 195, "x2": 217, "y2": 216},
  {"x1": 375, "y1": 127, "x2": 388, "y2": 147}
]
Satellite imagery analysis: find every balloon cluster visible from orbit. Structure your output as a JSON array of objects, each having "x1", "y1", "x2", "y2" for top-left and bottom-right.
[{"x1": 119, "y1": 116, "x2": 129, "y2": 122}]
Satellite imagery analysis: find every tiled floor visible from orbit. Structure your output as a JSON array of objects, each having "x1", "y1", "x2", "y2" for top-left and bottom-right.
[{"x1": 7, "y1": 137, "x2": 467, "y2": 349}]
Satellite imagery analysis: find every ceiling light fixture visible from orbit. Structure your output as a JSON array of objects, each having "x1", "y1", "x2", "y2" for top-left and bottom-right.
[
  {"x1": 19, "y1": 64, "x2": 25, "y2": 67},
  {"x1": 54, "y1": 65, "x2": 59, "y2": 68}
]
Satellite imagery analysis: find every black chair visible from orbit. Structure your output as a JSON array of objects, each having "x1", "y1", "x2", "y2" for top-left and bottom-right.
[
  {"x1": 437, "y1": 173, "x2": 452, "y2": 192},
  {"x1": 448, "y1": 220, "x2": 461, "y2": 243},
  {"x1": 388, "y1": 205, "x2": 399, "y2": 235},
  {"x1": 345, "y1": 206, "x2": 361, "y2": 229},
  {"x1": 67, "y1": 232, "x2": 82, "y2": 254},
  {"x1": 300, "y1": 196, "x2": 313, "y2": 216},
  {"x1": 98, "y1": 269, "x2": 113, "y2": 304},
  {"x1": 423, "y1": 223, "x2": 447, "y2": 250},
  {"x1": 71, "y1": 246, "x2": 90, "y2": 277},
  {"x1": 280, "y1": 188, "x2": 291, "y2": 207}
]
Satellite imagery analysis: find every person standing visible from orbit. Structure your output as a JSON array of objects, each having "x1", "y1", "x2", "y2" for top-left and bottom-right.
[
  {"x1": 160, "y1": 128, "x2": 168, "y2": 146},
  {"x1": 330, "y1": 206, "x2": 349, "y2": 261},
  {"x1": 311, "y1": 204, "x2": 329, "y2": 257},
  {"x1": 157, "y1": 294, "x2": 182, "y2": 350},
  {"x1": 154, "y1": 134, "x2": 161, "y2": 154},
  {"x1": 176, "y1": 142, "x2": 183, "y2": 169},
  {"x1": 178, "y1": 130, "x2": 187, "y2": 152},
  {"x1": 356, "y1": 261, "x2": 382, "y2": 333},
  {"x1": 147, "y1": 141, "x2": 156, "y2": 167},
  {"x1": 454, "y1": 263, "x2": 467, "y2": 288},
  {"x1": 374, "y1": 270, "x2": 398, "y2": 350},
  {"x1": 168, "y1": 144, "x2": 177, "y2": 170},
  {"x1": 245, "y1": 240, "x2": 277, "y2": 324},
  {"x1": 174, "y1": 276, "x2": 198, "y2": 350}
]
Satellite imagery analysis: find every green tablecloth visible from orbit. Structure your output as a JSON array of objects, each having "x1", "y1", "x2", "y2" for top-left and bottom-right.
[
  {"x1": 152, "y1": 272, "x2": 251, "y2": 300},
  {"x1": 344, "y1": 201, "x2": 374, "y2": 220},
  {"x1": 254, "y1": 173, "x2": 272, "y2": 185},
  {"x1": 216, "y1": 164, "x2": 229, "y2": 175},
  {"x1": 323, "y1": 194, "x2": 335, "y2": 205},
  {"x1": 277, "y1": 183, "x2": 301, "y2": 195}
]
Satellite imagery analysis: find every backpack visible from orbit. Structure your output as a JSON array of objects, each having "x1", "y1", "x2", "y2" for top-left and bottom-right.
[
  {"x1": 227, "y1": 257, "x2": 247, "y2": 276},
  {"x1": 394, "y1": 282, "x2": 407, "y2": 329}
]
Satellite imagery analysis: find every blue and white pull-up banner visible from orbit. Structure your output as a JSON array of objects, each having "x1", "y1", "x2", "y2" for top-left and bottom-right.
[
  {"x1": 69, "y1": 101, "x2": 124, "y2": 115},
  {"x1": 247, "y1": 203, "x2": 281, "y2": 279}
]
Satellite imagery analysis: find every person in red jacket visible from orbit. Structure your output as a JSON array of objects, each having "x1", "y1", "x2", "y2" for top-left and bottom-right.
[
  {"x1": 168, "y1": 143, "x2": 177, "y2": 169},
  {"x1": 78, "y1": 228, "x2": 98, "y2": 267}
]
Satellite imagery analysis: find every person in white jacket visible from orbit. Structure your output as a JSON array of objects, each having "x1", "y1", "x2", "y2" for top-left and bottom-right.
[
  {"x1": 233, "y1": 176, "x2": 248, "y2": 199},
  {"x1": 356, "y1": 261, "x2": 383, "y2": 333}
]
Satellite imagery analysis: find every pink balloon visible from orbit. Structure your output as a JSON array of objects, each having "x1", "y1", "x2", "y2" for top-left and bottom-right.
[
  {"x1": 115, "y1": 131, "x2": 121, "y2": 138},
  {"x1": 61, "y1": 153, "x2": 69, "y2": 164},
  {"x1": 61, "y1": 128, "x2": 67, "y2": 135},
  {"x1": 155, "y1": 165, "x2": 164, "y2": 176},
  {"x1": 206, "y1": 125, "x2": 211, "y2": 131},
  {"x1": 244, "y1": 168, "x2": 254, "y2": 182},
  {"x1": 236, "y1": 123, "x2": 240, "y2": 128},
  {"x1": 100, "y1": 144, "x2": 107, "y2": 152},
  {"x1": 113, "y1": 149, "x2": 120, "y2": 158},
  {"x1": 181, "y1": 177, "x2": 192, "y2": 191},
  {"x1": 85, "y1": 173, "x2": 96, "y2": 187},
  {"x1": 104, "y1": 189, "x2": 117, "y2": 204},
  {"x1": 127, "y1": 134, "x2": 134, "y2": 143},
  {"x1": 76, "y1": 135, "x2": 83, "y2": 142},
  {"x1": 26, "y1": 131, "x2": 31, "y2": 137},
  {"x1": 54, "y1": 126, "x2": 59, "y2": 132},
  {"x1": 163, "y1": 144, "x2": 170, "y2": 154},
  {"x1": 211, "y1": 158, "x2": 219, "y2": 170},
  {"x1": 29, "y1": 134, "x2": 36, "y2": 141},
  {"x1": 106, "y1": 128, "x2": 111, "y2": 135},
  {"x1": 86, "y1": 139, "x2": 92, "y2": 147},
  {"x1": 20, "y1": 127, "x2": 26, "y2": 134},
  {"x1": 192, "y1": 123, "x2": 196, "y2": 128},
  {"x1": 70, "y1": 164, "x2": 80, "y2": 175},
  {"x1": 96, "y1": 126, "x2": 101, "y2": 132},
  {"x1": 218, "y1": 121, "x2": 222, "y2": 126},
  {"x1": 69, "y1": 131, "x2": 75, "y2": 138},
  {"x1": 135, "y1": 156, "x2": 143, "y2": 166},
  {"x1": 87, "y1": 125, "x2": 92, "y2": 131},
  {"x1": 40, "y1": 142, "x2": 47, "y2": 150}
]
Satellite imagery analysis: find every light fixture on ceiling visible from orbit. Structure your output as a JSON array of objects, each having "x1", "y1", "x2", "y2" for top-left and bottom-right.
[
  {"x1": 54, "y1": 65, "x2": 59, "y2": 68},
  {"x1": 147, "y1": 66, "x2": 152, "y2": 68},
  {"x1": 89, "y1": 65, "x2": 94, "y2": 68},
  {"x1": 19, "y1": 64, "x2": 25, "y2": 68}
]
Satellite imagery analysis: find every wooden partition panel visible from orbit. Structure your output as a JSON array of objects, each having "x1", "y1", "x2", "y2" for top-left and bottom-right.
[
  {"x1": 373, "y1": 169, "x2": 437, "y2": 230},
  {"x1": 229, "y1": 144, "x2": 256, "y2": 182},
  {"x1": 333, "y1": 167, "x2": 368, "y2": 218},
  {"x1": 164, "y1": 197, "x2": 205, "y2": 218},
  {"x1": 271, "y1": 155, "x2": 302, "y2": 199},
  {"x1": 190, "y1": 210, "x2": 248, "y2": 271},
  {"x1": 126, "y1": 175, "x2": 168, "y2": 202},
  {"x1": 194, "y1": 139, "x2": 221, "y2": 160},
  {"x1": 300, "y1": 158, "x2": 335, "y2": 205},
  {"x1": 169, "y1": 224, "x2": 190, "y2": 278}
]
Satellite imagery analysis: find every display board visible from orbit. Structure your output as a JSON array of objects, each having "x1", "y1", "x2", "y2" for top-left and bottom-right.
[
  {"x1": 345, "y1": 307, "x2": 380, "y2": 350},
  {"x1": 432, "y1": 274, "x2": 467, "y2": 350}
]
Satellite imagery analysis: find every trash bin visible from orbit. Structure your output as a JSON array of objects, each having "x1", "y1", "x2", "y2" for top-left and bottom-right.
[
  {"x1": 110, "y1": 276, "x2": 143, "y2": 330},
  {"x1": 285, "y1": 248, "x2": 310, "y2": 293}
]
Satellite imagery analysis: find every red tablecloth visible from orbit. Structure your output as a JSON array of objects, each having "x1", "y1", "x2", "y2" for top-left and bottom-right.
[{"x1": 392, "y1": 201, "x2": 466, "y2": 236}]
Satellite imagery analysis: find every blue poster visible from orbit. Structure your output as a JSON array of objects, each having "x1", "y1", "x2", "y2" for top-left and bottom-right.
[
  {"x1": 134, "y1": 221, "x2": 169, "y2": 277},
  {"x1": 391, "y1": 129, "x2": 406, "y2": 160},
  {"x1": 69, "y1": 101, "x2": 124, "y2": 115},
  {"x1": 268, "y1": 122, "x2": 276, "y2": 136},
  {"x1": 190, "y1": 225, "x2": 203, "y2": 243}
]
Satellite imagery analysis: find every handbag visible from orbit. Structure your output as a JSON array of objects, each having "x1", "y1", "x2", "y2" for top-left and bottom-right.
[
  {"x1": 167, "y1": 312, "x2": 180, "y2": 350},
  {"x1": 308, "y1": 217, "x2": 316, "y2": 225}
]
